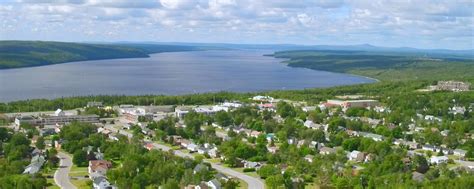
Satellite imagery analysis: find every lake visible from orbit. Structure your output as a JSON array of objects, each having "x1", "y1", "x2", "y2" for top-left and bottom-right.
[{"x1": 0, "y1": 50, "x2": 375, "y2": 102}]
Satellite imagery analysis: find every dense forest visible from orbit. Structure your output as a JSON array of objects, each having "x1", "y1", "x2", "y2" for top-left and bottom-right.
[
  {"x1": 0, "y1": 41, "x2": 206, "y2": 69},
  {"x1": 272, "y1": 50, "x2": 474, "y2": 81}
]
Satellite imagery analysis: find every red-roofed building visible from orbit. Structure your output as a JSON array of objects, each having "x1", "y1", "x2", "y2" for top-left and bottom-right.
[{"x1": 88, "y1": 160, "x2": 112, "y2": 176}]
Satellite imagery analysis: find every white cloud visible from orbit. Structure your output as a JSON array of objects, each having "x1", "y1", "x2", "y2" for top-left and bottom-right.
[{"x1": 0, "y1": 0, "x2": 472, "y2": 49}]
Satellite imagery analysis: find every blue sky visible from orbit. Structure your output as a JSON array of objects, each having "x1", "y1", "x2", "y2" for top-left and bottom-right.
[{"x1": 0, "y1": 0, "x2": 473, "y2": 50}]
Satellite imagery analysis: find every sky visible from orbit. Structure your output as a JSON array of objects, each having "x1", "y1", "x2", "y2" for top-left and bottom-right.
[{"x1": 0, "y1": 0, "x2": 473, "y2": 50}]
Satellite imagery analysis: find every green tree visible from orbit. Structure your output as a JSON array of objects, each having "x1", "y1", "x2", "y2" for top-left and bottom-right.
[
  {"x1": 265, "y1": 175, "x2": 285, "y2": 189},
  {"x1": 36, "y1": 136, "x2": 45, "y2": 150},
  {"x1": 162, "y1": 179, "x2": 179, "y2": 189},
  {"x1": 73, "y1": 150, "x2": 88, "y2": 167},
  {"x1": 215, "y1": 111, "x2": 233, "y2": 127}
]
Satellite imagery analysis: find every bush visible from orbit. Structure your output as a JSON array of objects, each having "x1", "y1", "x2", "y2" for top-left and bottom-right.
[{"x1": 243, "y1": 168, "x2": 256, "y2": 172}]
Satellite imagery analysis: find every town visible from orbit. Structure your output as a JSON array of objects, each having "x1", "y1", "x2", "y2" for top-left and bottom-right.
[{"x1": 1, "y1": 80, "x2": 473, "y2": 189}]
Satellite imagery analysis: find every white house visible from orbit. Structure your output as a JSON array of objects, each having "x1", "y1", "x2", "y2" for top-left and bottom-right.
[
  {"x1": 430, "y1": 156, "x2": 448, "y2": 164},
  {"x1": 422, "y1": 145, "x2": 437, "y2": 152},
  {"x1": 302, "y1": 106, "x2": 317, "y2": 112},
  {"x1": 207, "y1": 179, "x2": 222, "y2": 189},
  {"x1": 453, "y1": 149, "x2": 467, "y2": 157},
  {"x1": 92, "y1": 176, "x2": 114, "y2": 189},
  {"x1": 304, "y1": 120, "x2": 322, "y2": 130},
  {"x1": 359, "y1": 132, "x2": 383, "y2": 141},
  {"x1": 319, "y1": 147, "x2": 336, "y2": 155},
  {"x1": 54, "y1": 109, "x2": 66, "y2": 116},
  {"x1": 187, "y1": 143, "x2": 198, "y2": 152},
  {"x1": 348, "y1": 151, "x2": 365, "y2": 162}
]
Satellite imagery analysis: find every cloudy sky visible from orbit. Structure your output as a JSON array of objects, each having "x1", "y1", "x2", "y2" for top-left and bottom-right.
[{"x1": 0, "y1": 0, "x2": 473, "y2": 49}]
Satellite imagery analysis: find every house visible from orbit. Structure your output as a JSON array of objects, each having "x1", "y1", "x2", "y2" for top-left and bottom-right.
[
  {"x1": 54, "y1": 109, "x2": 66, "y2": 116},
  {"x1": 181, "y1": 139, "x2": 192, "y2": 148},
  {"x1": 257, "y1": 103, "x2": 275, "y2": 110},
  {"x1": 439, "y1": 148, "x2": 452, "y2": 155},
  {"x1": 39, "y1": 127, "x2": 56, "y2": 136},
  {"x1": 88, "y1": 160, "x2": 112, "y2": 175},
  {"x1": 175, "y1": 106, "x2": 192, "y2": 118},
  {"x1": 122, "y1": 123, "x2": 133, "y2": 130},
  {"x1": 425, "y1": 115, "x2": 442, "y2": 122},
  {"x1": 168, "y1": 135, "x2": 183, "y2": 145},
  {"x1": 94, "y1": 149, "x2": 104, "y2": 160},
  {"x1": 319, "y1": 147, "x2": 336, "y2": 155},
  {"x1": 302, "y1": 106, "x2": 317, "y2": 112},
  {"x1": 187, "y1": 143, "x2": 199, "y2": 152},
  {"x1": 422, "y1": 144, "x2": 437, "y2": 152},
  {"x1": 23, "y1": 155, "x2": 45, "y2": 174},
  {"x1": 394, "y1": 139, "x2": 420, "y2": 149},
  {"x1": 252, "y1": 95, "x2": 274, "y2": 102},
  {"x1": 93, "y1": 176, "x2": 114, "y2": 189},
  {"x1": 266, "y1": 133, "x2": 275, "y2": 142},
  {"x1": 108, "y1": 134, "x2": 119, "y2": 141},
  {"x1": 440, "y1": 130, "x2": 450, "y2": 137},
  {"x1": 87, "y1": 101, "x2": 103, "y2": 108},
  {"x1": 197, "y1": 147, "x2": 207, "y2": 155},
  {"x1": 430, "y1": 156, "x2": 448, "y2": 165},
  {"x1": 194, "y1": 163, "x2": 209, "y2": 174},
  {"x1": 304, "y1": 155, "x2": 314, "y2": 163},
  {"x1": 364, "y1": 154, "x2": 376, "y2": 163},
  {"x1": 348, "y1": 151, "x2": 365, "y2": 162},
  {"x1": 145, "y1": 143, "x2": 154, "y2": 151},
  {"x1": 250, "y1": 131, "x2": 262, "y2": 138},
  {"x1": 449, "y1": 106, "x2": 466, "y2": 115},
  {"x1": 304, "y1": 120, "x2": 323, "y2": 130},
  {"x1": 267, "y1": 146, "x2": 278, "y2": 154},
  {"x1": 214, "y1": 173, "x2": 229, "y2": 181},
  {"x1": 454, "y1": 149, "x2": 467, "y2": 157},
  {"x1": 207, "y1": 179, "x2": 222, "y2": 189},
  {"x1": 244, "y1": 161, "x2": 262, "y2": 169},
  {"x1": 296, "y1": 140, "x2": 306, "y2": 148},
  {"x1": 208, "y1": 148, "x2": 219, "y2": 158},
  {"x1": 359, "y1": 132, "x2": 383, "y2": 141}
]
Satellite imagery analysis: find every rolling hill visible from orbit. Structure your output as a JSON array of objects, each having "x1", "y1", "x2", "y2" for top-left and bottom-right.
[{"x1": 0, "y1": 41, "x2": 204, "y2": 69}]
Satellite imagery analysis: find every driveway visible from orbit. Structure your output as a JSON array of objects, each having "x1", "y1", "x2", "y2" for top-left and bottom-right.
[{"x1": 54, "y1": 152, "x2": 77, "y2": 189}]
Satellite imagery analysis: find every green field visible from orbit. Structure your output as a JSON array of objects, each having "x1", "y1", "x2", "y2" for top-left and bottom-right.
[{"x1": 272, "y1": 50, "x2": 474, "y2": 81}]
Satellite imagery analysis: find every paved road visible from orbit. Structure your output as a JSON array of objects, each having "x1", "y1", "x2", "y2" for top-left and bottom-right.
[
  {"x1": 55, "y1": 152, "x2": 77, "y2": 189},
  {"x1": 104, "y1": 124, "x2": 265, "y2": 189}
]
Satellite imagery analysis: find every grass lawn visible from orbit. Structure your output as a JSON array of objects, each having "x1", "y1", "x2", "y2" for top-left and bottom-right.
[
  {"x1": 69, "y1": 165, "x2": 89, "y2": 177},
  {"x1": 305, "y1": 182, "x2": 320, "y2": 189},
  {"x1": 205, "y1": 158, "x2": 221, "y2": 163},
  {"x1": 71, "y1": 178, "x2": 92, "y2": 189},
  {"x1": 232, "y1": 167, "x2": 260, "y2": 178},
  {"x1": 46, "y1": 179, "x2": 60, "y2": 189},
  {"x1": 43, "y1": 167, "x2": 59, "y2": 189},
  {"x1": 237, "y1": 178, "x2": 249, "y2": 189}
]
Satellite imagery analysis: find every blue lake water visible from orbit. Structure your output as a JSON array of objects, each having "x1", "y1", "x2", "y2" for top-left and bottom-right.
[{"x1": 0, "y1": 50, "x2": 374, "y2": 102}]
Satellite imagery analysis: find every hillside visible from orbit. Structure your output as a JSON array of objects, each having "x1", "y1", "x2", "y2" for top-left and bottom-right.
[
  {"x1": 272, "y1": 50, "x2": 474, "y2": 81},
  {"x1": 0, "y1": 41, "x2": 204, "y2": 69}
]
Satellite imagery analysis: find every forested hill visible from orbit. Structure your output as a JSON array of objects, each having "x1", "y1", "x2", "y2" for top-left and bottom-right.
[
  {"x1": 272, "y1": 50, "x2": 474, "y2": 81},
  {"x1": 0, "y1": 41, "x2": 202, "y2": 69}
]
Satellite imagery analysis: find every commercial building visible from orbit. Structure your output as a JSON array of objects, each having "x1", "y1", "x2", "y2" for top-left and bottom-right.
[
  {"x1": 324, "y1": 99, "x2": 380, "y2": 109},
  {"x1": 43, "y1": 115, "x2": 99, "y2": 125},
  {"x1": 436, "y1": 81, "x2": 470, "y2": 91},
  {"x1": 15, "y1": 116, "x2": 43, "y2": 126}
]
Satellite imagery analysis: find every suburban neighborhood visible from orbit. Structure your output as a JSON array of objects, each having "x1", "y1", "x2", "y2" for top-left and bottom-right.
[{"x1": 1, "y1": 80, "x2": 473, "y2": 188}]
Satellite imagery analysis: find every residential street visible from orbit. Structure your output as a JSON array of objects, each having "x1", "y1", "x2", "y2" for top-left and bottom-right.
[
  {"x1": 55, "y1": 152, "x2": 77, "y2": 189},
  {"x1": 104, "y1": 124, "x2": 265, "y2": 189}
]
